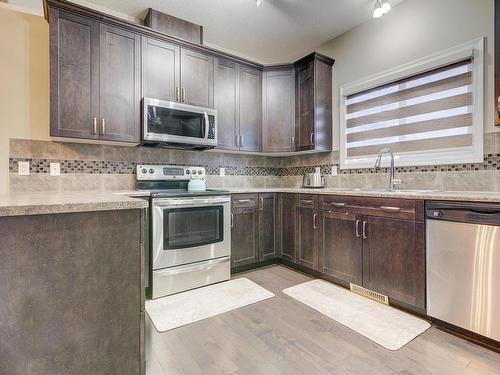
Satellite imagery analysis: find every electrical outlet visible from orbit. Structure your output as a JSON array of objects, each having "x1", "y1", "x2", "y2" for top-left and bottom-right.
[
  {"x1": 331, "y1": 165, "x2": 338, "y2": 176},
  {"x1": 18, "y1": 161, "x2": 30, "y2": 176},
  {"x1": 50, "y1": 162, "x2": 61, "y2": 176},
  {"x1": 219, "y1": 167, "x2": 226, "y2": 177},
  {"x1": 315, "y1": 166, "x2": 321, "y2": 174}
]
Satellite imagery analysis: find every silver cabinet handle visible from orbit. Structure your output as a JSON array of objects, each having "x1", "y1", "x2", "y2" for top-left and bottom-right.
[
  {"x1": 235, "y1": 134, "x2": 240, "y2": 147},
  {"x1": 259, "y1": 197, "x2": 264, "y2": 211},
  {"x1": 380, "y1": 206, "x2": 401, "y2": 212},
  {"x1": 101, "y1": 118, "x2": 106, "y2": 135},
  {"x1": 92, "y1": 117, "x2": 97, "y2": 134},
  {"x1": 181, "y1": 87, "x2": 186, "y2": 103},
  {"x1": 291, "y1": 136, "x2": 295, "y2": 147},
  {"x1": 498, "y1": 96, "x2": 500, "y2": 117},
  {"x1": 310, "y1": 132, "x2": 314, "y2": 146},
  {"x1": 362, "y1": 221, "x2": 368, "y2": 239},
  {"x1": 237, "y1": 199, "x2": 251, "y2": 203},
  {"x1": 240, "y1": 135, "x2": 244, "y2": 148},
  {"x1": 327, "y1": 202, "x2": 346, "y2": 207},
  {"x1": 313, "y1": 213, "x2": 318, "y2": 229},
  {"x1": 175, "y1": 87, "x2": 180, "y2": 102},
  {"x1": 355, "y1": 219, "x2": 360, "y2": 238},
  {"x1": 300, "y1": 199, "x2": 313, "y2": 204},
  {"x1": 230, "y1": 213, "x2": 234, "y2": 228}
]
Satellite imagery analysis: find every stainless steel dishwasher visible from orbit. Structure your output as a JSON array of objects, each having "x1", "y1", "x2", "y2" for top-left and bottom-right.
[{"x1": 426, "y1": 201, "x2": 500, "y2": 342}]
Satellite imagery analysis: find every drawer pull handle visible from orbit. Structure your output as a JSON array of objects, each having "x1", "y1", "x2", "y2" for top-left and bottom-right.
[
  {"x1": 313, "y1": 213, "x2": 318, "y2": 229},
  {"x1": 237, "y1": 199, "x2": 251, "y2": 203},
  {"x1": 380, "y1": 206, "x2": 401, "y2": 212},
  {"x1": 355, "y1": 219, "x2": 360, "y2": 238},
  {"x1": 300, "y1": 199, "x2": 313, "y2": 204},
  {"x1": 327, "y1": 202, "x2": 346, "y2": 207},
  {"x1": 230, "y1": 213, "x2": 234, "y2": 228}
]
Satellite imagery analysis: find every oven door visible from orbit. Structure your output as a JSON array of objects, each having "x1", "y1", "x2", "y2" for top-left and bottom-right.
[
  {"x1": 142, "y1": 97, "x2": 217, "y2": 147},
  {"x1": 152, "y1": 196, "x2": 231, "y2": 269}
]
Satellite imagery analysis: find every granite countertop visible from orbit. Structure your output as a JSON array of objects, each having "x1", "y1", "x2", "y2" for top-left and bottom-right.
[
  {"x1": 225, "y1": 187, "x2": 500, "y2": 203},
  {"x1": 0, "y1": 191, "x2": 149, "y2": 217}
]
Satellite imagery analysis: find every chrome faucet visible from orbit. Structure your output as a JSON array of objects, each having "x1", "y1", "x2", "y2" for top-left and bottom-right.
[{"x1": 374, "y1": 148, "x2": 401, "y2": 191}]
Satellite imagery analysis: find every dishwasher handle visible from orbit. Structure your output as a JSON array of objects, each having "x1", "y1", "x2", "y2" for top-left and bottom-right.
[{"x1": 426, "y1": 204, "x2": 500, "y2": 225}]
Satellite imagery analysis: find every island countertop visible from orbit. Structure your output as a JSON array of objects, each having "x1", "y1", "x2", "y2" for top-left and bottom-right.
[{"x1": 0, "y1": 191, "x2": 149, "y2": 217}]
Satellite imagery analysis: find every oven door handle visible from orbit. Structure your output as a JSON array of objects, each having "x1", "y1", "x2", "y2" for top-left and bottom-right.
[{"x1": 153, "y1": 197, "x2": 230, "y2": 208}]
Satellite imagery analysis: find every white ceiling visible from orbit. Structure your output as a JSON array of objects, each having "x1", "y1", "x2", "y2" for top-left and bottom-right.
[{"x1": 6, "y1": 0, "x2": 403, "y2": 64}]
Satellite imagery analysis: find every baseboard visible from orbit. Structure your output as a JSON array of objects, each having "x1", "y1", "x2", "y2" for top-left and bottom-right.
[{"x1": 231, "y1": 258, "x2": 280, "y2": 275}]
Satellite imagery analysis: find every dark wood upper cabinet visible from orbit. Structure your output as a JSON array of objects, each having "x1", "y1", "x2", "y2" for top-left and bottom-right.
[
  {"x1": 296, "y1": 195, "x2": 319, "y2": 270},
  {"x1": 50, "y1": 9, "x2": 140, "y2": 143},
  {"x1": 99, "y1": 24, "x2": 141, "y2": 142},
  {"x1": 496, "y1": 0, "x2": 500, "y2": 125},
  {"x1": 295, "y1": 52, "x2": 334, "y2": 152},
  {"x1": 262, "y1": 67, "x2": 295, "y2": 152},
  {"x1": 258, "y1": 193, "x2": 276, "y2": 261},
  {"x1": 319, "y1": 209, "x2": 363, "y2": 286},
  {"x1": 214, "y1": 59, "x2": 239, "y2": 150},
  {"x1": 278, "y1": 193, "x2": 297, "y2": 263},
  {"x1": 363, "y1": 217, "x2": 425, "y2": 310},
  {"x1": 49, "y1": 10, "x2": 99, "y2": 140},
  {"x1": 142, "y1": 37, "x2": 180, "y2": 102},
  {"x1": 238, "y1": 66, "x2": 262, "y2": 152},
  {"x1": 180, "y1": 48, "x2": 214, "y2": 108}
]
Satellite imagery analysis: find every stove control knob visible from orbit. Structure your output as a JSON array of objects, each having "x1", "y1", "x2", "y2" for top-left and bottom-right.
[
  {"x1": 186, "y1": 170, "x2": 190, "y2": 174},
  {"x1": 198, "y1": 170, "x2": 203, "y2": 175},
  {"x1": 149, "y1": 169, "x2": 154, "y2": 174},
  {"x1": 141, "y1": 168, "x2": 147, "y2": 174}
]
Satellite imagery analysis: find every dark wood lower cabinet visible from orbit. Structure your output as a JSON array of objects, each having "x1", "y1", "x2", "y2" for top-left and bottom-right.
[
  {"x1": 363, "y1": 217, "x2": 425, "y2": 310},
  {"x1": 231, "y1": 205, "x2": 258, "y2": 268},
  {"x1": 319, "y1": 210, "x2": 363, "y2": 286},
  {"x1": 278, "y1": 194, "x2": 297, "y2": 262},
  {"x1": 231, "y1": 193, "x2": 276, "y2": 270},
  {"x1": 296, "y1": 195, "x2": 319, "y2": 270},
  {"x1": 258, "y1": 193, "x2": 277, "y2": 261}
]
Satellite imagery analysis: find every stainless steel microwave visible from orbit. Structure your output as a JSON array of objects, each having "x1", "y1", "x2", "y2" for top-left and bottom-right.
[{"x1": 141, "y1": 97, "x2": 217, "y2": 150}]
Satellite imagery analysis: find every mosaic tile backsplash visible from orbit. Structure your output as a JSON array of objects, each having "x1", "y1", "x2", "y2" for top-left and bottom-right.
[{"x1": 9, "y1": 134, "x2": 500, "y2": 192}]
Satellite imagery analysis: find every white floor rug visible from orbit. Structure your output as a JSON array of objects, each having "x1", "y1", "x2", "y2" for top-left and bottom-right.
[
  {"x1": 146, "y1": 278, "x2": 274, "y2": 332},
  {"x1": 283, "y1": 279, "x2": 431, "y2": 351}
]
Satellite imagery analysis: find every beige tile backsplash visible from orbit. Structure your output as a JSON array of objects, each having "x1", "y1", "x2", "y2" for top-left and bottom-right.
[{"x1": 8, "y1": 133, "x2": 500, "y2": 193}]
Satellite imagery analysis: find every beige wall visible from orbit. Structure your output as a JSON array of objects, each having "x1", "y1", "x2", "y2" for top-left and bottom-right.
[
  {"x1": 317, "y1": 0, "x2": 496, "y2": 150},
  {"x1": 0, "y1": 5, "x2": 49, "y2": 194}
]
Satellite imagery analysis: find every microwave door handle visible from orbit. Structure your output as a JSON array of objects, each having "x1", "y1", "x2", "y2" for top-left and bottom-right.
[{"x1": 204, "y1": 112, "x2": 209, "y2": 139}]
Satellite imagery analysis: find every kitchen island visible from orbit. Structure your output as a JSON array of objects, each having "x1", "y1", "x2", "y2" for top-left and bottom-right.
[{"x1": 0, "y1": 191, "x2": 148, "y2": 375}]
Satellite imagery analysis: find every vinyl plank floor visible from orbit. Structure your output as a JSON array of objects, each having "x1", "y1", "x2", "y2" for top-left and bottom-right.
[{"x1": 146, "y1": 265, "x2": 500, "y2": 375}]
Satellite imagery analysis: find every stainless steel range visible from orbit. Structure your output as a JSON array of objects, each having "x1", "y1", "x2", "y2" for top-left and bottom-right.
[{"x1": 137, "y1": 165, "x2": 231, "y2": 299}]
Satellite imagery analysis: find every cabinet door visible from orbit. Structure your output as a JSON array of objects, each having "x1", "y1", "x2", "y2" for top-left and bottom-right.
[
  {"x1": 363, "y1": 217, "x2": 425, "y2": 310},
  {"x1": 296, "y1": 196, "x2": 319, "y2": 270},
  {"x1": 214, "y1": 59, "x2": 239, "y2": 150},
  {"x1": 262, "y1": 68, "x2": 295, "y2": 152},
  {"x1": 99, "y1": 24, "x2": 141, "y2": 143},
  {"x1": 142, "y1": 37, "x2": 180, "y2": 102},
  {"x1": 180, "y1": 48, "x2": 214, "y2": 108},
  {"x1": 319, "y1": 210, "x2": 363, "y2": 285},
  {"x1": 238, "y1": 66, "x2": 262, "y2": 152},
  {"x1": 258, "y1": 193, "x2": 276, "y2": 261},
  {"x1": 49, "y1": 10, "x2": 99, "y2": 139},
  {"x1": 295, "y1": 60, "x2": 315, "y2": 151},
  {"x1": 231, "y1": 207, "x2": 258, "y2": 268},
  {"x1": 278, "y1": 194, "x2": 297, "y2": 262}
]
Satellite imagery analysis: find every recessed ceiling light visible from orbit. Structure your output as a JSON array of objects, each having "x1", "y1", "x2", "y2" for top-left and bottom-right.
[
  {"x1": 381, "y1": 0, "x2": 392, "y2": 14},
  {"x1": 256, "y1": 0, "x2": 263, "y2": 7},
  {"x1": 373, "y1": 0, "x2": 391, "y2": 18}
]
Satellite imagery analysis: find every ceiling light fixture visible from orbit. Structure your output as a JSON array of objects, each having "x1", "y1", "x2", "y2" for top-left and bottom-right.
[
  {"x1": 373, "y1": 0, "x2": 391, "y2": 18},
  {"x1": 256, "y1": 0, "x2": 263, "y2": 7}
]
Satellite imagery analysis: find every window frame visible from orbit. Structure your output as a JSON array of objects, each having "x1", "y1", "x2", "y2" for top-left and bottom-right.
[{"x1": 339, "y1": 38, "x2": 485, "y2": 169}]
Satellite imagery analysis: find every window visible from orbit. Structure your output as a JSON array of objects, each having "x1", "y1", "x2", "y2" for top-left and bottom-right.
[{"x1": 339, "y1": 38, "x2": 484, "y2": 169}]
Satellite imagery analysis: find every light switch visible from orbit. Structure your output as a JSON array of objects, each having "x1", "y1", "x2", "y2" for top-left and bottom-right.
[
  {"x1": 18, "y1": 161, "x2": 30, "y2": 176},
  {"x1": 219, "y1": 167, "x2": 225, "y2": 176},
  {"x1": 50, "y1": 162, "x2": 61, "y2": 176}
]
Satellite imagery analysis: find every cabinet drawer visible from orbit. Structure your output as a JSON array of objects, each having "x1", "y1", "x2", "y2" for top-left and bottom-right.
[
  {"x1": 319, "y1": 195, "x2": 424, "y2": 221},
  {"x1": 232, "y1": 194, "x2": 258, "y2": 208}
]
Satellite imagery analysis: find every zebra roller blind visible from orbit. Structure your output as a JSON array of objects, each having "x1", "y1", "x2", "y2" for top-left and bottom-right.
[{"x1": 341, "y1": 51, "x2": 484, "y2": 168}]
